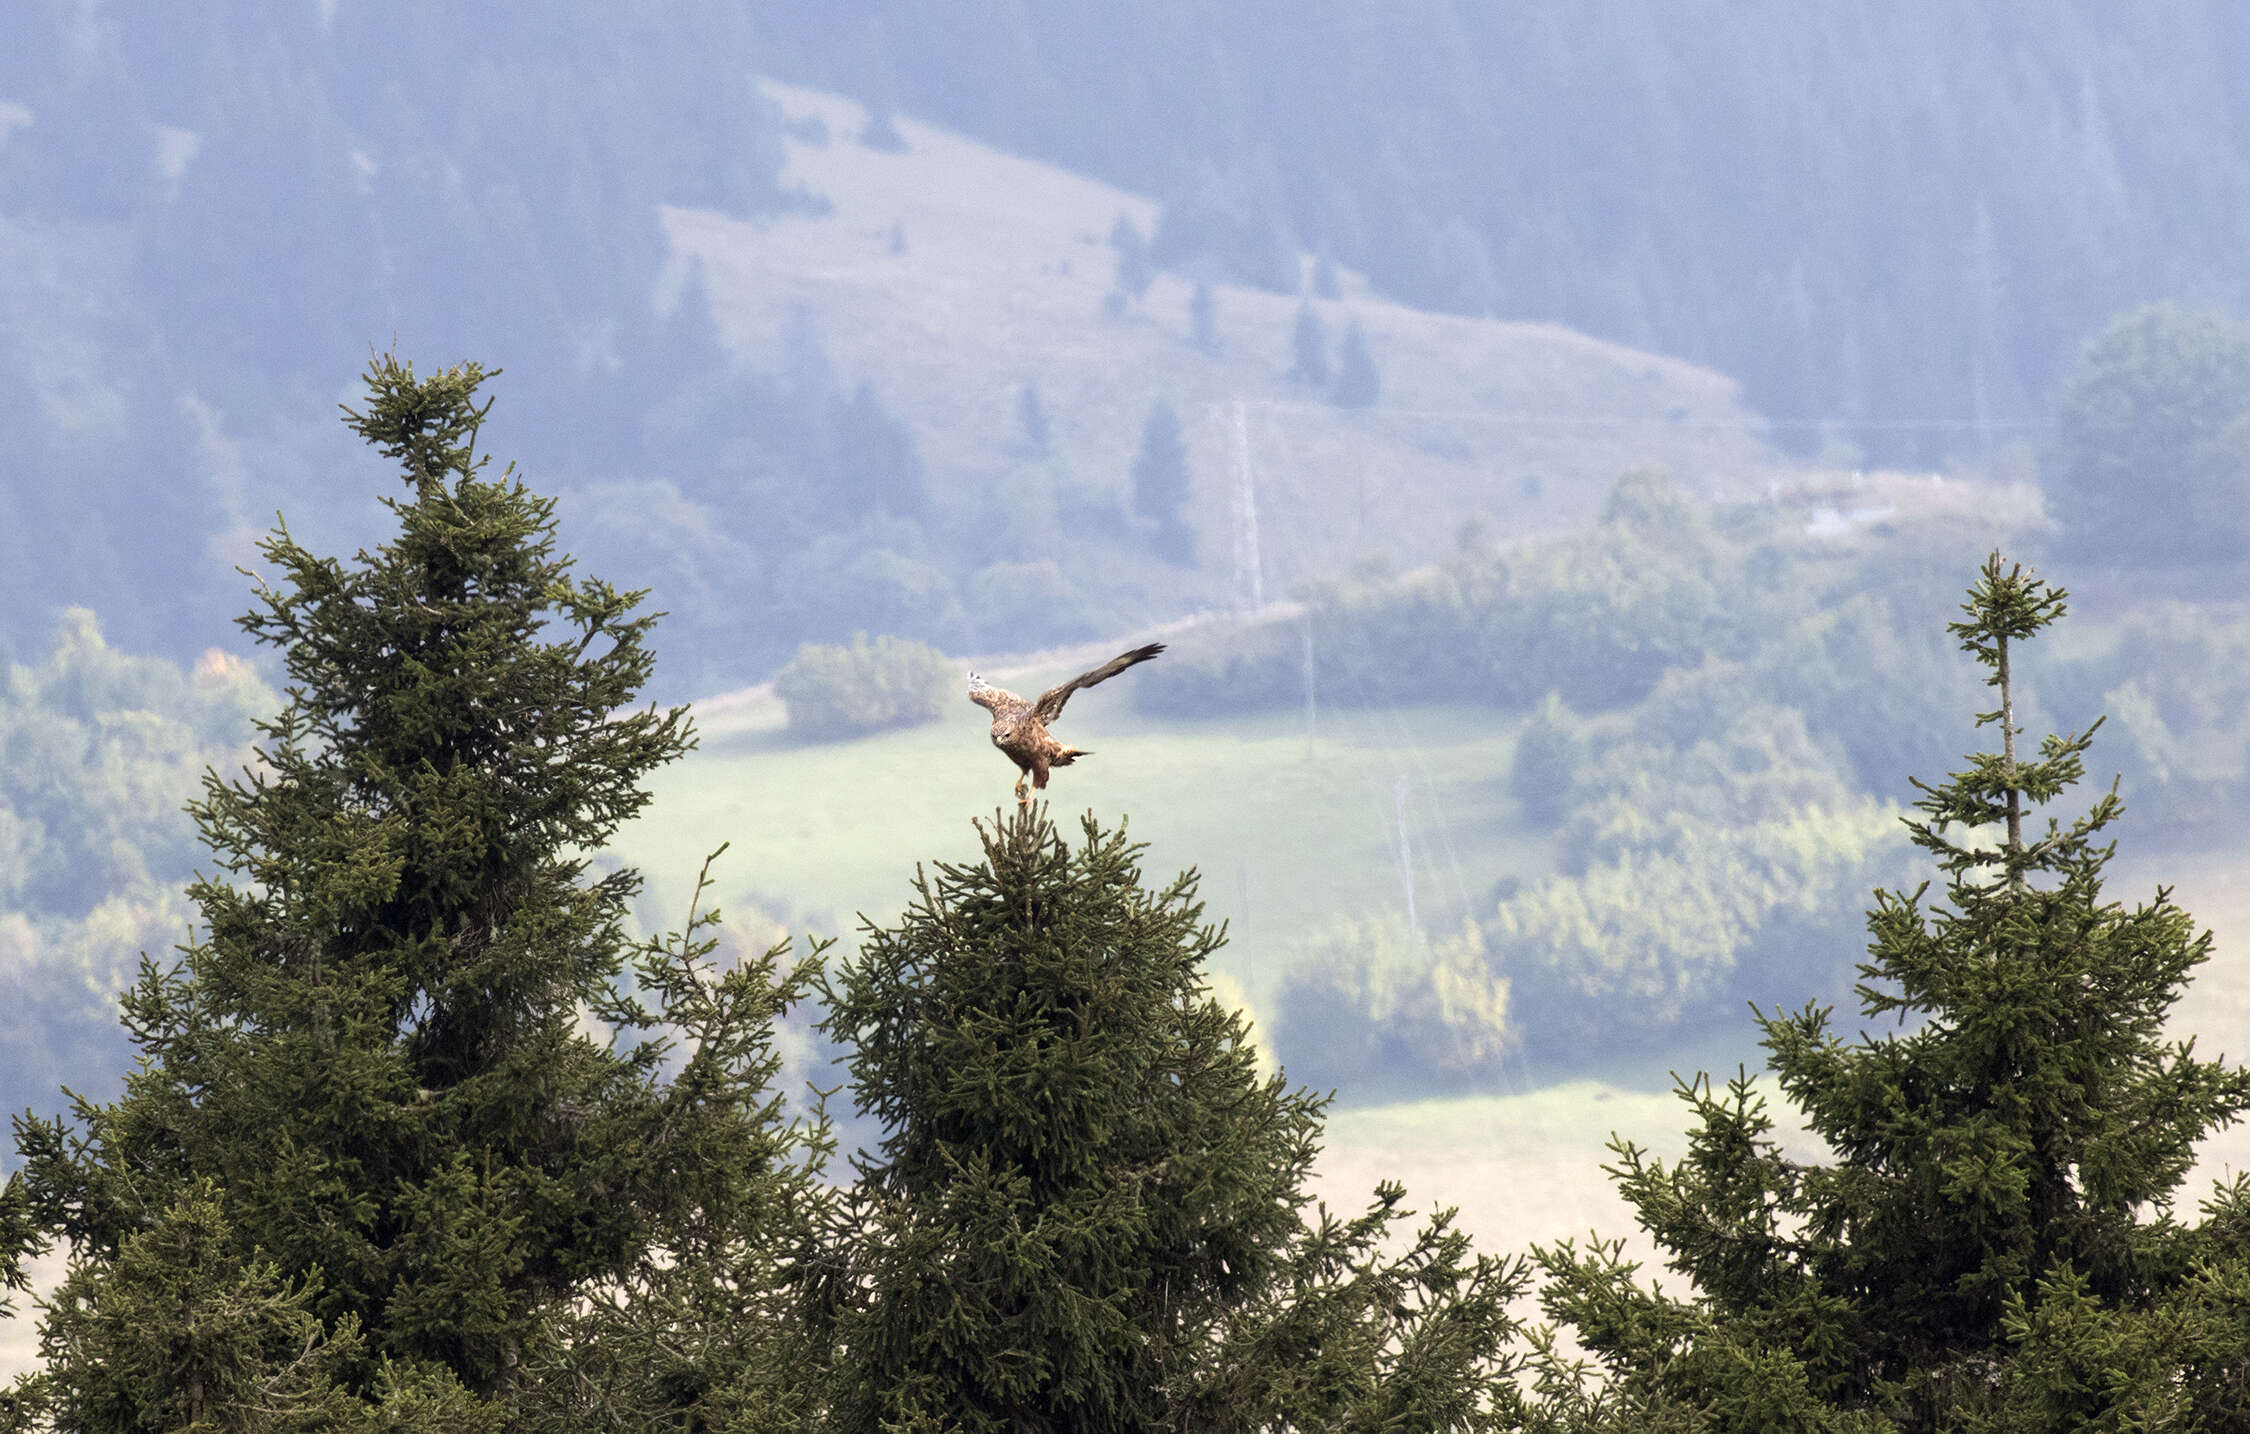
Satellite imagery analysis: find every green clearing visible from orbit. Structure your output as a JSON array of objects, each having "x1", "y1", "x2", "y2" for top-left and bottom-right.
[
  {"x1": 611, "y1": 680, "x2": 1553, "y2": 1020},
  {"x1": 604, "y1": 676, "x2": 2250, "y2": 1294}
]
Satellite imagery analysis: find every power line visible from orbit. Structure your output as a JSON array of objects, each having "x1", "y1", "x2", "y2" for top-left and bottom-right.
[{"x1": 1201, "y1": 396, "x2": 2047, "y2": 432}]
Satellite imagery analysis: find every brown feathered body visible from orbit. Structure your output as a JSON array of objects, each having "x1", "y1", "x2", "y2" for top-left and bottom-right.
[{"x1": 967, "y1": 643, "x2": 1164, "y2": 798}]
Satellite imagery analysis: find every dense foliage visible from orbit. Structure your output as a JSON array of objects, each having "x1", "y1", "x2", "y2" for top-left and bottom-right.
[
  {"x1": 0, "y1": 2, "x2": 794, "y2": 664},
  {"x1": 3, "y1": 358, "x2": 821, "y2": 1427},
  {"x1": 2033, "y1": 598, "x2": 2250, "y2": 844},
  {"x1": 2045, "y1": 302, "x2": 2250, "y2": 569},
  {"x1": 1171, "y1": 468, "x2": 2250, "y2": 1085},
  {"x1": 774, "y1": 633, "x2": 952, "y2": 740},
  {"x1": 1276, "y1": 912, "x2": 1508, "y2": 1097},
  {"x1": 812, "y1": 809, "x2": 1534, "y2": 1433},
  {"x1": 1489, "y1": 694, "x2": 1908, "y2": 1068},
  {"x1": 1141, "y1": 468, "x2": 1739, "y2": 720},
  {"x1": 0, "y1": 612, "x2": 272, "y2": 1115},
  {"x1": 1535, "y1": 555, "x2": 2250, "y2": 1430}
]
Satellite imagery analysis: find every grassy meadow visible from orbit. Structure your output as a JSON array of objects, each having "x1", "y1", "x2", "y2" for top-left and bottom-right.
[
  {"x1": 605, "y1": 666, "x2": 2250, "y2": 1304},
  {"x1": 613, "y1": 659, "x2": 1553, "y2": 1023},
  {"x1": 662, "y1": 80, "x2": 1785, "y2": 612}
]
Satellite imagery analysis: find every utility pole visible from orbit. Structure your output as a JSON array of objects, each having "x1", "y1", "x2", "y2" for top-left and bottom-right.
[
  {"x1": 1230, "y1": 398, "x2": 1264, "y2": 613},
  {"x1": 1395, "y1": 774, "x2": 1418, "y2": 934}
]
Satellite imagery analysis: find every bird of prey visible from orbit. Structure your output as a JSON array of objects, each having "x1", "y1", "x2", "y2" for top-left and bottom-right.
[{"x1": 967, "y1": 643, "x2": 1165, "y2": 805}]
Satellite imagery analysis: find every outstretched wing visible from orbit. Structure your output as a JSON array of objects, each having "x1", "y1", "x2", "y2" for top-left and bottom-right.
[
  {"x1": 968, "y1": 679, "x2": 1027, "y2": 716},
  {"x1": 1032, "y1": 643, "x2": 1165, "y2": 724}
]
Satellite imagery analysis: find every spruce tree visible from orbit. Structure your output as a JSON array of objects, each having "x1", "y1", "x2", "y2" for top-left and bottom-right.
[
  {"x1": 812, "y1": 809, "x2": 1533, "y2": 1434},
  {"x1": 1535, "y1": 554, "x2": 2250, "y2": 1430},
  {"x1": 861, "y1": 105, "x2": 908, "y2": 153},
  {"x1": 5, "y1": 356, "x2": 819, "y2": 1427},
  {"x1": 1190, "y1": 278, "x2": 1218, "y2": 352},
  {"x1": 1016, "y1": 382, "x2": 1052, "y2": 458},
  {"x1": 1332, "y1": 320, "x2": 1381, "y2": 408},
  {"x1": 1110, "y1": 215, "x2": 1155, "y2": 302},
  {"x1": 1129, "y1": 399, "x2": 1193, "y2": 566},
  {"x1": 1289, "y1": 302, "x2": 1330, "y2": 387},
  {"x1": 519, "y1": 857, "x2": 833, "y2": 1434},
  {"x1": 834, "y1": 380, "x2": 930, "y2": 519}
]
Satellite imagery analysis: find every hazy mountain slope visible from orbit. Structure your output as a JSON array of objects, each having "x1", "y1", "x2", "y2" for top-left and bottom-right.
[
  {"x1": 1, "y1": 18, "x2": 1777, "y2": 698},
  {"x1": 0, "y1": 1, "x2": 792, "y2": 665},
  {"x1": 661, "y1": 82, "x2": 1777, "y2": 610},
  {"x1": 754, "y1": 2, "x2": 2250, "y2": 463}
]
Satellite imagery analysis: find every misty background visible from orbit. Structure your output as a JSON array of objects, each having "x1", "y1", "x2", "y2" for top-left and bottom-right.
[{"x1": 4, "y1": 0, "x2": 2249, "y2": 1275}]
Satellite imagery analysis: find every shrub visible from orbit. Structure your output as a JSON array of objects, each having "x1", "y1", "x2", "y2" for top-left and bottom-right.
[
  {"x1": 1129, "y1": 616, "x2": 1303, "y2": 717},
  {"x1": 773, "y1": 633, "x2": 951, "y2": 740},
  {"x1": 1509, "y1": 691, "x2": 1581, "y2": 827},
  {"x1": 1123, "y1": 469, "x2": 1745, "y2": 722},
  {"x1": 1493, "y1": 703, "x2": 1911, "y2": 1066},
  {"x1": 964, "y1": 559, "x2": 1097, "y2": 652},
  {"x1": 2047, "y1": 302, "x2": 2250, "y2": 567},
  {"x1": 1277, "y1": 912, "x2": 1510, "y2": 1094}
]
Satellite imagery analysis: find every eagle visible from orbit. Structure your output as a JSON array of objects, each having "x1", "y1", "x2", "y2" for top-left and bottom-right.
[{"x1": 967, "y1": 643, "x2": 1165, "y2": 805}]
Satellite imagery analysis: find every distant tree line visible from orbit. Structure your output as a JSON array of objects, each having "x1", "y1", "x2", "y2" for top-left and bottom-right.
[
  {"x1": 1140, "y1": 461, "x2": 2250, "y2": 1085},
  {"x1": 754, "y1": 2, "x2": 2250, "y2": 464},
  {"x1": 0, "y1": 611, "x2": 274, "y2": 1118}
]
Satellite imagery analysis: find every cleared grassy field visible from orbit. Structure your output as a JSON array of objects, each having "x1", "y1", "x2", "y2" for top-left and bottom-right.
[
  {"x1": 612, "y1": 679, "x2": 1553, "y2": 1021},
  {"x1": 611, "y1": 691, "x2": 2250, "y2": 1307},
  {"x1": 658, "y1": 80, "x2": 1784, "y2": 622},
  {"x1": 1314, "y1": 840, "x2": 2250, "y2": 1296}
]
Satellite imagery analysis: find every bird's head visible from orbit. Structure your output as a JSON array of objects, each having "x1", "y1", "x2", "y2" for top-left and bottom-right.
[{"x1": 965, "y1": 669, "x2": 986, "y2": 689}]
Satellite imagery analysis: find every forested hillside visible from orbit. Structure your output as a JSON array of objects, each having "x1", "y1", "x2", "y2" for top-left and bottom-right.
[
  {"x1": 1, "y1": 3, "x2": 1771, "y2": 697},
  {"x1": 756, "y1": 2, "x2": 2250, "y2": 461},
  {"x1": 1, "y1": 2, "x2": 792, "y2": 666},
  {"x1": 12, "y1": 3, "x2": 2250, "y2": 696},
  {"x1": 0, "y1": 613, "x2": 271, "y2": 1113}
]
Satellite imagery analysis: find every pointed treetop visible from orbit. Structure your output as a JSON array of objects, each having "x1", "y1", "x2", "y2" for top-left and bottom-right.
[
  {"x1": 1913, "y1": 551, "x2": 2092, "y2": 874},
  {"x1": 339, "y1": 352, "x2": 500, "y2": 488},
  {"x1": 1533, "y1": 548, "x2": 2250, "y2": 1427},
  {"x1": 1948, "y1": 550, "x2": 2068, "y2": 695}
]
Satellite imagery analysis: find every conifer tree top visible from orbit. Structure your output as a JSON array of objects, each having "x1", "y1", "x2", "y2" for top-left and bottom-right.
[
  {"x1": 1909, "y1": 551, "x2": 2078, "y2": 880},
  {"x1": 341, "y1": 353, "x2": 499, "y2": 488},
  {"x1": 1535, "y1": 550, "x2": 2250, "y2": 1428},
  {"x1": 814, "y1": 805, "x2": 1534, "y2": 1434}
]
